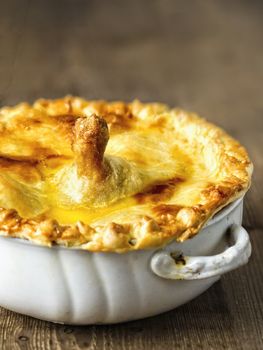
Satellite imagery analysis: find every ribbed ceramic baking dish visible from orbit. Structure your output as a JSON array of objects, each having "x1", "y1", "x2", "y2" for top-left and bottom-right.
[{"x1": 0, "y1": 196, "x2": 251, "y2": 325}]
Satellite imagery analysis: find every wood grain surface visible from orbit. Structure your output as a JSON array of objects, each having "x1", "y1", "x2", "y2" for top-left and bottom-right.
[{"x1": 0, "y1": 1, "x2": 262, "y2": 349}]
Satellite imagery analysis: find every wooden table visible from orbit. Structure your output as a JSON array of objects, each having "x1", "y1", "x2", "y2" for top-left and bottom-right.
[{"x1": 0, "y1": 1, "x2": 262, "y2": 349}]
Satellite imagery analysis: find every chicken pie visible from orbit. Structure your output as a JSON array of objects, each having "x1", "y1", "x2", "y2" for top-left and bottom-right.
[{"x1": 0, "y1": 97, "x2": 252, "y2": 252}]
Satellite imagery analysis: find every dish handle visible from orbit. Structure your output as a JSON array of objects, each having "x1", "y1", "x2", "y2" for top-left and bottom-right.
[{"x1": 150, "y1": 225, "x2": 251, "y2": 280}]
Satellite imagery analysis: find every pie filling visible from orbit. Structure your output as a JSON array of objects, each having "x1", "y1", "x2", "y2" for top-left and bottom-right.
[{"x1": 0, "y1": 97, "x2": 252, "y2": 252}]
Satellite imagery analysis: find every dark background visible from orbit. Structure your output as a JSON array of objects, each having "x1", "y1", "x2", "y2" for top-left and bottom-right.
[{"x1": 0, "y1": 1, "x2": 262, "y2": 349}]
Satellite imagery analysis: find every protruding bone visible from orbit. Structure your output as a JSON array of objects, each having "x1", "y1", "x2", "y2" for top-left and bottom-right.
[{"x1": 73, "y1": 115, "x2": 110, "y2": 181}]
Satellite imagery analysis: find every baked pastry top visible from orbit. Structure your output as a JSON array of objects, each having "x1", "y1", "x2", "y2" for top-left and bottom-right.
[{"x1": 0, "y1": 97, "x2": 252, "y2": 252}]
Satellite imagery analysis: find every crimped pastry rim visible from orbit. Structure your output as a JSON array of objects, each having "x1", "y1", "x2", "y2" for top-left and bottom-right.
[{"x1": 0, "y1": 196, "x2": 244, "y2": 252}]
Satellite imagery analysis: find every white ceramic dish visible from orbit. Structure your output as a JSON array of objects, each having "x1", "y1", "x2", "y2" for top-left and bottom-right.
[{"x1": 0, "y1": 197, "x2": 251, "y2": 325}]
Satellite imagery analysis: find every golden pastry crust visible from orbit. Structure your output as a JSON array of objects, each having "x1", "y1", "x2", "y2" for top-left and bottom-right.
[{"x1": 0, "y1": 97, "x2": 252, "y2": 252}]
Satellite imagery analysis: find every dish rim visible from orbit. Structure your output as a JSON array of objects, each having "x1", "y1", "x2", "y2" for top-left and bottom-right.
[{"x1": 0, "y1": 196, "x2": 244, "y2": 252}]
